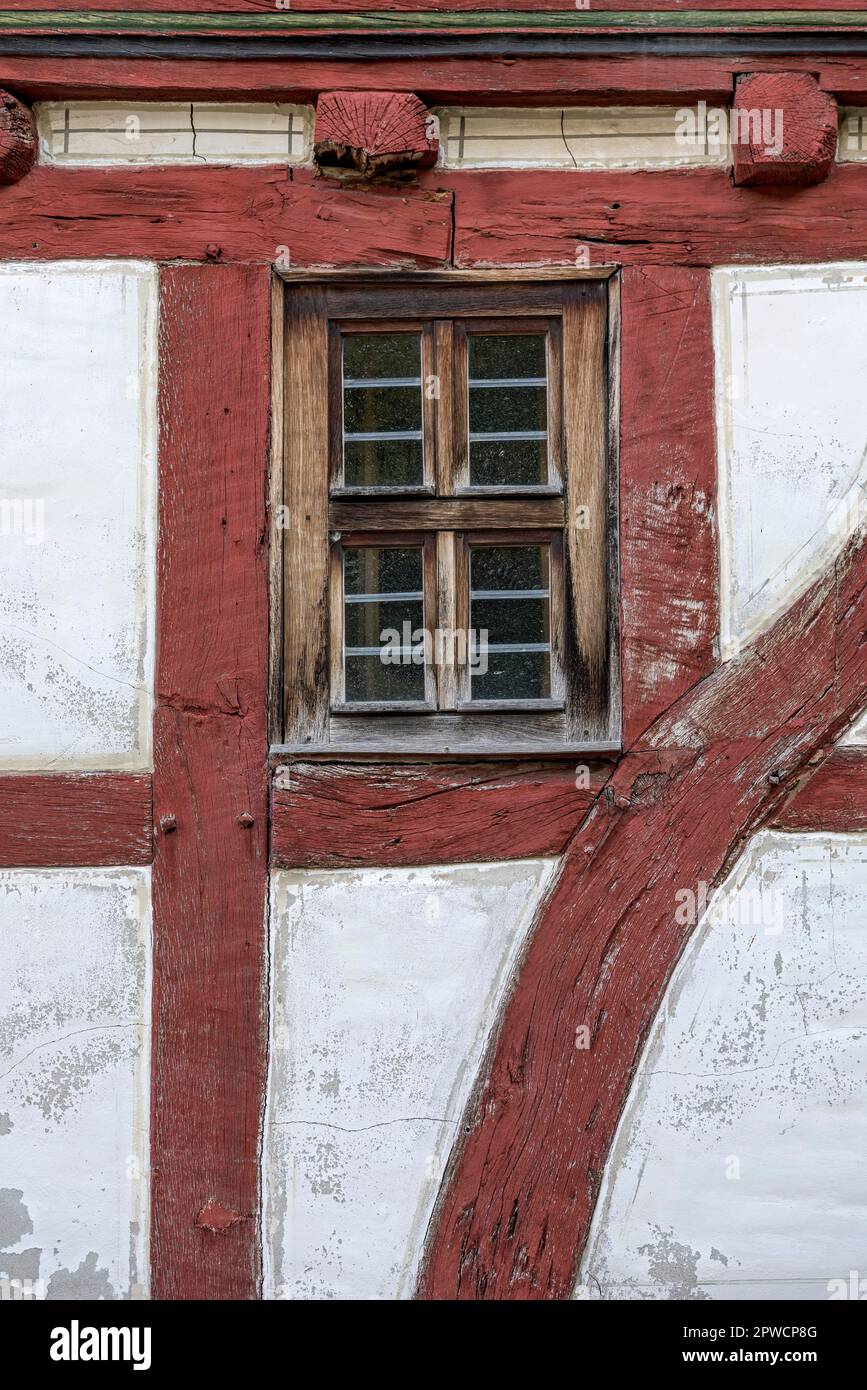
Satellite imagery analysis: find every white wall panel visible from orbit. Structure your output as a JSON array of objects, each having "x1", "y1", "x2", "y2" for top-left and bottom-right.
[
  {"x1": 0, "y1": 263, "x2": 157, "y2": 769},
  {"x1": 0, "y1": 869, "x2": 151, "y2": 1301},
  {"x1": 578, "y1": 832, "x2": 867, "y2": 1300},
  {"x1": 264, "y1": 859, "x2": 556, "y2": 1300},
  {"x1": 713, "y1": 264, "x2": 867, "y2": 659},
  {"x1": 37, "y1": 102, "x2": 311, "y2": 165}
]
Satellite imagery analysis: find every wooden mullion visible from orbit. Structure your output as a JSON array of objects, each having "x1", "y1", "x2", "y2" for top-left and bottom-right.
[
  {"x1": 328, "y1": 544, "x2": 345, "y2": 708},
  {"x1": 436, "y1": 530, "x2": 458, "y2": 710},
  {"x1": 423, "y1": 534, "x2": 439, "y2": 707},
  {"x1": 548, "y1": 532, "x2": 567, "y2": 704},
  {"x1": 546, "y1": 317, "x2": 564, "y2": 491},
  {"x1": 562, "y1": 281, "x2": 609, "y2": 736},
  {"x1": 283, "y1": 285, "x2": 331, "y2": 745},
  {"x1": 330, "y1": 497, "x2": 564, "y2": 532},
  {"x1": 420, "y1": 320, "x2": 439, "y2": 493},
  {"x1": 327, "y1": 320, "x2": 344, "y2": 491},
  {"x1": 452, "y1": 321, "x2": 470, "y2": 493},
  {"x1": 434, "y1": 318, "x2": 455, "y2": 496}
]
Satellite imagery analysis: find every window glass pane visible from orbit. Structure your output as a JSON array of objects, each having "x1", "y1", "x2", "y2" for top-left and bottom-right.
[
  {"x1": 469, "y1": 544, "x2": 551, "y2": 702},
  {"x1": 467, "y1": 333, "x2": 548, "y2": 487},
  {"x1": 342, "y1": 333, "x2": 424, "y2": 488},
  {"x1": 343, "y1": 546, "x2": 427, "y2": 703}
]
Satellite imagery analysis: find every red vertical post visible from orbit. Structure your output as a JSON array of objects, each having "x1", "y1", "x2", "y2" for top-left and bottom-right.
[
  {"x1": 619, "y1": 265, "x2": 718, "y2": 745},
  {"x1": 151, "y1": 265, "x2": 271, "y2": 1299}
]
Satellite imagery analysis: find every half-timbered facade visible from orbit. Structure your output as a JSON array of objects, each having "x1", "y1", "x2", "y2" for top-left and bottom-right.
[{"x1": 0, "y1": 4, "x2": 865, "y2": 1304}]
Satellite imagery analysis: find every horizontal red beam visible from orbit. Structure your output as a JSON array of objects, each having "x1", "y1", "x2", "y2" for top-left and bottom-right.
[
  {"x1": 271, "y1": 760, "x2": 609, "y2": 868},
  {"x1": 0, "y1": 2, "x2": 854, "y2": 11},
  {"x1": 4, "y1": 54, "x2": 867, "y2": 107},
  {"x1": 0, "y1": 54, "x2": 735, "y2": 107},
  {"x1": 0, "y1": 165, "x2": 452, "y2": 264},
  {"x1": 7, "y1": 164, "x2": 867, "y2": 268},
  {"x1": 770, "y1": 747, "x2": 867, "y2": 832},
  {"x1": 448, "y1": 164, "x2": 867, "y2": 268},
  {"x1": 7, "y1": 55, "x2": 867, "y2": 108},
  {"x1": 0, "y1": 771, "x2": 153, "y2": 867}
]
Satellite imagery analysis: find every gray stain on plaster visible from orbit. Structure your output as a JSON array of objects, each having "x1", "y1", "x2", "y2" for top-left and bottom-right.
[
  {"x1": 0, "y1": 1112, "x2": 12, "y2": 1135},
  {"x1": 0, "y1": 1188, "x2": 33, "y2": 1247},
  {"x1": 47, "y1": 1251, "x2": 116, "y2": 1301},
  {"x1": 637, "y1": 1226, "x2": 711, "y2": 1301},
  {"x1": 0, "y1": 1246, "x2": 41, "y2": 1282},
  {"x1": 17, "y1": 1033, "x2": 130, "y2": 1125}
]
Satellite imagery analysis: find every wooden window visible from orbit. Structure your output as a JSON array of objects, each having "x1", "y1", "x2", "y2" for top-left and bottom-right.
[{"x1": 277, "y1": 271, "x2": 618, "y2": 756}]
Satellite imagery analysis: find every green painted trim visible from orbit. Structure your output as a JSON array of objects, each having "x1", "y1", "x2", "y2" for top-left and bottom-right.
[{"x1": 0, "y1": 11, "x2": 865, "y2": 36}]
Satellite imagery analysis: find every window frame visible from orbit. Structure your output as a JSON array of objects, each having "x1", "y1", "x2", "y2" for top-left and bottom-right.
[{"x1": 275, "y1": 268, "x2": 619, "y2": 758}]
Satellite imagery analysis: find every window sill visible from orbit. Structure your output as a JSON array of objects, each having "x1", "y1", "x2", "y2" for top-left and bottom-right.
[{"x1": 271, "y1": 739, "x2": 621, "y2": 763}]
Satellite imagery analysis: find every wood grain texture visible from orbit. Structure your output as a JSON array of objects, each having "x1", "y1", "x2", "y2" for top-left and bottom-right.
[
  {"x1": 447, "y1": 165, "x2": 867, "y2": 268},
  {"x1": 619, "y1": 266, "x2": 718, "y2": 745},
  {"x1": 563, "y1": 284, "x2": 609, "y2": 732},
  {"x1": 0, "y1": 2, "x2": 854, "y2": 13},
  {"x1": 417, "y1": 523, "x2": 866, "y2": 1300},
  {"x1": 0, "y1": 165, "x2": 452, "y2": 265},
  {"x1": 314, "y1": 89, "x2": 438, "y2": 175},
  {"x1": 731, "y1": 71, "x2": 838, "y2": 187},
  {"x1": 271, "y1": 760, "x2": 608, "y2": 868},
  {"x1": 0, "y1": 10, "x2": 857, "y2": 31},
  {"x1": 771, "y1": 746, "x2": 867, "y2": 831},
  {"x1": 10, "y1": 163, "x2": 867, "y2": 269},
  {"x1": 151, "y1": 265, "x2": 271, "y2": 1301},
  {"x1": 0, "y1": 54, "x2": 740, "y2": 106},
  {"x1": 282, "y1": 284, "x2": 330, "y2": 745},
  {"x1": 0, "y1": 772, "x2": 152, "y2": 867},
  {"x1": 0, "y1": 86, "x2": 36, "y2": 184},
  {"x1": 330, "y1": 497, "x2": 565, "y2": 531}
]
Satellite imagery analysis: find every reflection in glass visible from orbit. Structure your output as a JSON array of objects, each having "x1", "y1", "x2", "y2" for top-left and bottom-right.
[
  {"x1": 469, "y1": 544, "x2": 551, "y2": 701},
  {"x1": 343, "y1": 546, "x2": 426, "y2": 702},
  {"x1": 342, "y1": 333, "x2": 424, "y2": 488},
  {"x1": 468, "y1": 334, "x2": 548, "y2": 487}
]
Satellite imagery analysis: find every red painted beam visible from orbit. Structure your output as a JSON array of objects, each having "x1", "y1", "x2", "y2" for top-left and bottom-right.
[
  {"x1": 0, "y1": 772, "x2": 152, "y2": 867},
  {"x1": 417, "y1": 525, "x2": 867, "y2": 1299},
  {"x1": 0, "y1": 1, "x2": 855, "y2": 11},
  {"x1": 447, "y1": 164, "x2": 867, "y2": 268},
  {"x1": 6, "y1": 54, "x2": 867, "y2": 108},
  {"x1": 771, "y1": 746, "x2": 867, "y2": 832},
  {"x1": 0, "y1": 165, "x2": 453, "y2": 265},
  {"x1": 8, "y1": 165, "x2": 867, "y2": 267},
  {"x1": 271, "y1": 761, "x2": 609, "y2": 869},
  {"x1": 619, "y1": 266, "x2": 718, "y2": 745},
  {"x1": 151, "y1": 264, "x2": 271, "y2": 1300},
  {"x1": 0, "y1": 54, "x2": 797, "y2": 109}
]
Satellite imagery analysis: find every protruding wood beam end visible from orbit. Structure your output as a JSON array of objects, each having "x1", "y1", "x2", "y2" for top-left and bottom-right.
[
  {"x1": 732, "y1": 72, "x2": 837, "y2": 188},
  {"x1": 314, "y1": 90, "x2": 439, "y2": 178},
  {"x1": 0, "y1": 89, "x2": 37, "y2": 185}
]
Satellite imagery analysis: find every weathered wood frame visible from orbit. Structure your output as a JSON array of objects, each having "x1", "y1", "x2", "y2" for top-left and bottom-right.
[{"x1": 279, "y1": 269, "x2": 617, "y2": 756}]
